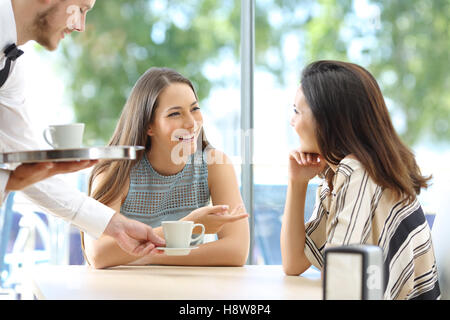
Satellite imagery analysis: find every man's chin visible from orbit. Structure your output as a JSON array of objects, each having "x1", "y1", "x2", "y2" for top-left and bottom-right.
[
  {"x1": 36, "y1": 38, "x2": 60, "y2": 51},
  {"x1": 43, "y1": 42, "x2": 60, "y2": 52}
]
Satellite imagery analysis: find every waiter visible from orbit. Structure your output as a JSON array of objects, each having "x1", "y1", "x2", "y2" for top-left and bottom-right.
[{"x1": 0, "y1": 0, "x2": 168, "y2": 257}]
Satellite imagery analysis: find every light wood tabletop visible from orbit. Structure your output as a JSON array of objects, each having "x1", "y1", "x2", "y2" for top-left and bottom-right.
[{"x1": 30, "y1": 264, "x2": 322, "y2": 300}]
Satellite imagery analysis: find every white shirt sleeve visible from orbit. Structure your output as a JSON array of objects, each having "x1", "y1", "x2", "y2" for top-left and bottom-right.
[
  {"x1": 21, "y1": 176, "x2": 115, "y2": 238},
  {"x1": 0, "y1": 55, "x2": 115, "y2": 239}
]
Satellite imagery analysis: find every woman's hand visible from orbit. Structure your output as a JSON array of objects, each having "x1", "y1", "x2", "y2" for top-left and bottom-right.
[
  {"x1": 183, "y1": 204, "x2": 249, "y2": 234},
  {"x1": 288, "y1": 149, "x2": 327, "y2": 184}
]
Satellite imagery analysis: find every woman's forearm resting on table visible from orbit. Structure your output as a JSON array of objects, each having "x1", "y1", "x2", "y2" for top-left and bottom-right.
[
  {"x1": 85, "y1": 224, "x2": 249, "y2": 269},
  {"x1": 281, "y1": 181, "x2": 312, "y2": 276},
  {"x1": 133, "y1": 234, "x2": 249, "y2": 267},
  {"x1": 84, "y1": 233, "x2": 137, "y2": 269}
]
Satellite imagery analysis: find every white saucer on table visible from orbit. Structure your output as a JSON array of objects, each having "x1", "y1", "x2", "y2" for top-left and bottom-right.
[{"x1": 156, "y1": 247, "x2": 198, "y2": 256}]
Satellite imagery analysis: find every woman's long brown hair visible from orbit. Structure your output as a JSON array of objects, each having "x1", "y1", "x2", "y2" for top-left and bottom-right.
[
  {"x1": 88, "y1": 67, "x2": 209, "y2": 205},
  {"x1": 301, "y1": 60, "x2": 431, "y2": 203}
]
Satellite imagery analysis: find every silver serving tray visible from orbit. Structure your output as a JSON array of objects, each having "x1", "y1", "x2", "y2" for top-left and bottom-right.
[{"x1": 0, "y1": 146, "x2": 145, "y2": 164}]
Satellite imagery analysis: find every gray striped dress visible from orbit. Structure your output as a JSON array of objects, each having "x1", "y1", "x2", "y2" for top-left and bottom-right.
[{"x1": 304, "y1": 157, "x2": 440, "y2": 300}]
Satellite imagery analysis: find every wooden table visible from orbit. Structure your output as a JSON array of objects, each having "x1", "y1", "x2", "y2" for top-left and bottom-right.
[{"x1": 31, "y1": 265, "x2": 322, "y2": 300}]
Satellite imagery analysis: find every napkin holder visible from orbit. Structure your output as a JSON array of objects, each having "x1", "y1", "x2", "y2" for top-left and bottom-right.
[{"x1": 323, "y1": 244, "x2": 384, "y2": 300}]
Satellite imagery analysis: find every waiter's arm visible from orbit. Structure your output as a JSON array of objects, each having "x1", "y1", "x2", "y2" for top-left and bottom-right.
[{"x1": 4, "y1": 160, "x2": 97, "y2": 191}]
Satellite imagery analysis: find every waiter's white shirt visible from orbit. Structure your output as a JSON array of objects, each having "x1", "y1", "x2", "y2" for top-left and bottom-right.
[{"x1": 0, "y1": 0, "x2": 114, "y2": 238}]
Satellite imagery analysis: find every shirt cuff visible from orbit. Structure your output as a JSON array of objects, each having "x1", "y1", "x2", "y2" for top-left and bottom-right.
[
  {"x1": 71, "y1": 196, "x2": 116, "y2": 239},
  {"x1": 304, "y1": 234, "x2": 324, "y2": 269},
  {"x1": 0, "y1": 169, "x2": 11, "y2": 204}
]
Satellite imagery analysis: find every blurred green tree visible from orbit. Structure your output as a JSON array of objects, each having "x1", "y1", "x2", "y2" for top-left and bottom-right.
[
  {"x1": 261, "y1": 0, "x2": 450, "y2": 145},
  {"x1": 60, "y1": 0, "x2": 449, "y2": 146}
]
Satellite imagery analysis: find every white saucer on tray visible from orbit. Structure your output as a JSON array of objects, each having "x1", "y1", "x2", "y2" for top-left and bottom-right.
[{"x1": 156, "y1": 247, "x2": 198, "y2": 256}]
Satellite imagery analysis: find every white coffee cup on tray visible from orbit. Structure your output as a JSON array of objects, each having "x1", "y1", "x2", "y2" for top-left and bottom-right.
[
  {"x1": 162, "y1": 221, "x2": 205, "y2": 248},
  {"x1": 43, "y1": 123, "x2": 85, "y2": 149}
]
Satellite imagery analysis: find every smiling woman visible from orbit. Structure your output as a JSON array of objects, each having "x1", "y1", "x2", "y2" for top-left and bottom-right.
[
  {"x1": 81, "y1": 67, "x2": 250, "y2": 269},
  {"x1": 87, "y1": 67, "x2": 210, "y2": 205},
  {"x1": 147, "y1": 82, "x2": 204, "y2": 170}
]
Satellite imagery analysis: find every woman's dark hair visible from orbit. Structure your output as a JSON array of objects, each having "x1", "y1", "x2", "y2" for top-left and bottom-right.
[{"x1": 301, "y1": 60, "x2": 431, "y2": 203}]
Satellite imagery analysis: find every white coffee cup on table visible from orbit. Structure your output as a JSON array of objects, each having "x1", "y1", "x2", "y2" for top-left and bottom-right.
[
  {"x1": 162, "y1": 221, "x2": 205, "y2": 248},
  {"x1": 43, "y1": 123, "x2": 85, "y2": 149}
]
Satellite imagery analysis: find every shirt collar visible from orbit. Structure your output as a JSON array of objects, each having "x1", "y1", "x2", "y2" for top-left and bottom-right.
[{"x1": 0, "y1": 0, "x2": 18, "y2": 54}]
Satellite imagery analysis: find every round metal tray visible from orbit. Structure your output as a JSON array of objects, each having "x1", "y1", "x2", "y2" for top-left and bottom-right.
[{"x1": 0, "y1": 146, "x2": 145, "y2": 164}]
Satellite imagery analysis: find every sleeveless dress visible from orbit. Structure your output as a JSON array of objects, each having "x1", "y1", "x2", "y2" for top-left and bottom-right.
[{"x1": 121, "y1": 153, "x2": 210, "y2": 228}]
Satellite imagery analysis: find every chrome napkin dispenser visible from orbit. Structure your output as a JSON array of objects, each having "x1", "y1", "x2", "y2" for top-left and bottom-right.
[{"x1": 323, "y1": 244, "x2": 384, "y2": 300}]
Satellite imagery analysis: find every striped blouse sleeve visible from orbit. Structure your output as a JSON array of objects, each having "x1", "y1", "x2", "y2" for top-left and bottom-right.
[
  {"x1": 304, "y1": 164, "x2": 376, "y2": 269},
  {"x1": 304, "y1": 182, "x2": 328, "y2": 269}
]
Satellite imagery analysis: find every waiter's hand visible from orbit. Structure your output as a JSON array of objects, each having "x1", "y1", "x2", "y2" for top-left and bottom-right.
[
  {"x1": 5, "y1": 160, "x2": 98, "y2": 191},
  {"x1": 103, "y1": 212, "x2": 166, "y2": 256}
]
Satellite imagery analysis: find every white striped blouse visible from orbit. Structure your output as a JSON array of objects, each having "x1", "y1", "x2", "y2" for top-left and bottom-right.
[{"x1": 304, "y1": 157, "x2": 440, "y2": 300}]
